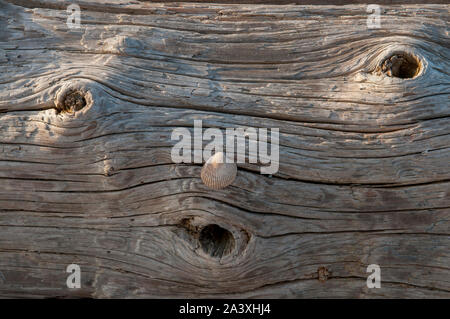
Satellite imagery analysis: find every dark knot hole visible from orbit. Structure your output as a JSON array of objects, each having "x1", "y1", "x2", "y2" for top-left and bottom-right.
[
  {"x1": 199, "y1": 224, "x2": 235, "y2": 258},
  {"x1": 61, "y1": 90, "x2": 86, "y2": 113},
  {"x1": 381, "y1": 53, "x2": 421, "y2": 79}
]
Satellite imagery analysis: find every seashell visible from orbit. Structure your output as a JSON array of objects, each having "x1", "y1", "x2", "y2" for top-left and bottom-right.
[{"x1": 201, "y1": 152, "x2": 237, "y2": 190}]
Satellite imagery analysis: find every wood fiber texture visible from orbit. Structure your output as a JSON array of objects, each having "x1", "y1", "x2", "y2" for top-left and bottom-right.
[{"x1": 0, "y1": 0, "x2": 449, "y2": 298}]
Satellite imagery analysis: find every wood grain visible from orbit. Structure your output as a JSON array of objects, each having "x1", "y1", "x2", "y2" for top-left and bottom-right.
[{"x1": 0, "y1": 0, "x2": 449, "y2": 298}]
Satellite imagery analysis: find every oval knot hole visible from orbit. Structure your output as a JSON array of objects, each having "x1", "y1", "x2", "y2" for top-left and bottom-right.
[
  {"x1": 381, "y1": 53, "x2": 421, "y2": 79},
  {"x1": 318, "y1": 266, "x2": 331, "y2": 282},
  {"x1": 62, "y1": 90, "x2": 86, "y2": 113},
  {"x1": 199, "y1": 224, "x2": 235, "y2": 258}
]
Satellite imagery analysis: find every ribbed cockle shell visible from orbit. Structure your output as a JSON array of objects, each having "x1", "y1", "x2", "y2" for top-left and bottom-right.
[{"x1": 201, "y1": 152, "x2": 237, "y2": 190}]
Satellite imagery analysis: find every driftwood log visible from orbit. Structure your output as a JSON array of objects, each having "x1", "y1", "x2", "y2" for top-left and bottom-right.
[{"x1": 0, "y1": 0, "x2": 449, "y2": 298}]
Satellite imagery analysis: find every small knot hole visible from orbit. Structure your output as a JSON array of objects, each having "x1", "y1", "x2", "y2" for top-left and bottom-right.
[
  {"x1": 61, "y1": 90, "x2": 86, "y2": 113},
  {"x1": 318, "y1": 266, "x2": 331, "y2": 282}
]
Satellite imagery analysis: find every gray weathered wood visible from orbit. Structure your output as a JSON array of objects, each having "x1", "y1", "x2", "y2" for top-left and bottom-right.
[{"x1": 0, "y1": 0, "x2": 449, "y2": 298}]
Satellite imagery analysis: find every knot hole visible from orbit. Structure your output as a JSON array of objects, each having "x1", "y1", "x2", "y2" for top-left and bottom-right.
[
  {"x1": 380, "y1": 53, "x2": 421, "y2": 79},
  {"x1": 199, "y1": 224, "x2": 235, "y2": 258},
  {"x1": 59, "y1": 90, "x2": 87, "y2": 113}
]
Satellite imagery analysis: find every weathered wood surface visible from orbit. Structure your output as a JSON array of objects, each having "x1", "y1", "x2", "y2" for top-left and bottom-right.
[{"x1": 0, "y1": 0, "x2": 449, "y2": 298}]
